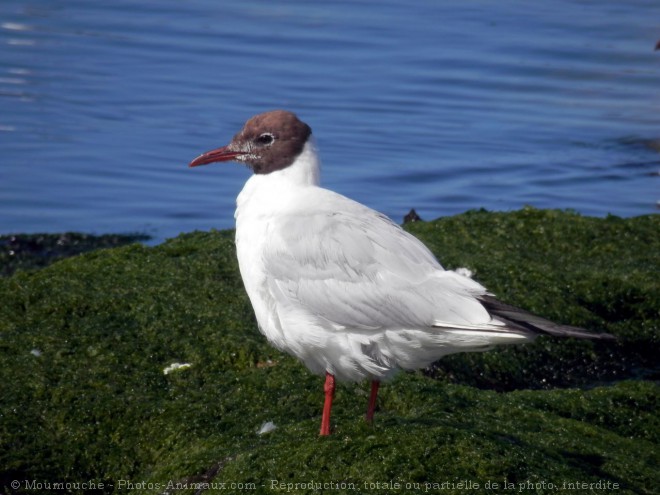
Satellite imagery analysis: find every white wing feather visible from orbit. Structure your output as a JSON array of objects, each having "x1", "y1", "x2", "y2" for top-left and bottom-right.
[{"x1": 263, "y1": 189, "x2": 509, "y2": 332}]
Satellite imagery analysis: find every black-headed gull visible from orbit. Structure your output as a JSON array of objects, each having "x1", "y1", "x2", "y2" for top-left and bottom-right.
[{"x1": 189, "y1": 110, "x2": 615, "y2": 436}]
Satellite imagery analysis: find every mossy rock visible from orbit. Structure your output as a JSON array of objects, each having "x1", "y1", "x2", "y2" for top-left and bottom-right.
[
  {"x1": 0, "y1": 209, "x2": 658, "y2": 494},
  {"x1": 0, "y1": 233, "x2": 150, "y2": 278}
]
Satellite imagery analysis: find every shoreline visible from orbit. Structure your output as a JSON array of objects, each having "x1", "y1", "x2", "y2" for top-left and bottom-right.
[{"x1": 1, "y1": 208, "x2": 658, "y2": 493}]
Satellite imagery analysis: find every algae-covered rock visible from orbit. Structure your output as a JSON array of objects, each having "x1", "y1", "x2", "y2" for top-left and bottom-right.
[
  {"x1": 0, "y1": 210, "x2": 658, "y2": 495},
  {"x1": 0, "y1": 233, "x2": 149, "y2": 277}
]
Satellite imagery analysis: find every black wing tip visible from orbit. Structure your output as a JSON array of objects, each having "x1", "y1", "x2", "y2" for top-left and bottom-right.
[
  {"x1": 478, "y1": 295, "x2": 617, "y2": 341},
  {"x1": 546, "y1": 326, "x2": 617, "y2": 341}
]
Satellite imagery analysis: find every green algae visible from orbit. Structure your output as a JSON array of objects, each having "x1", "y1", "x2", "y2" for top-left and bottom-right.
[
  {"x1": 0, "y1": 210, "x2": 658, "y2": 495},
  {"x1": 0, "y1": 233, "x2": 150, "y2": 278}
]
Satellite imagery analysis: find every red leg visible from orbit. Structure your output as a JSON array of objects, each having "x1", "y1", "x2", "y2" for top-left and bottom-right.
[
  {"x1": 366, "y1": 380, "x2": 380, "y2": 424},
  {"x1": 320, "y1": 372, "x2": 335, "y2": 436}
]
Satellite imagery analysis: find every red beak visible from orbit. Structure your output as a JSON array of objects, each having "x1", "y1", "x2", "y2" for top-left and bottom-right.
[{"x1": 188, "y1": 145, "x2": 246, "y2": 167}]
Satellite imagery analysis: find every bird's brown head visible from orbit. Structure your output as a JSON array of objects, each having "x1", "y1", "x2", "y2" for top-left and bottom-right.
[{"x1": 188, "y1": 110, "x2": 312, "y2": 174}]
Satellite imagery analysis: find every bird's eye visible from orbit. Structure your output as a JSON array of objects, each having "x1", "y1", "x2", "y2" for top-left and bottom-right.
[{"x1": 256, "y1": 133, "x2": 275, "y2": 145}]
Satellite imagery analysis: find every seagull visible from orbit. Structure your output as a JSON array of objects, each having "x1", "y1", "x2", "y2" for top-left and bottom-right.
[{"x1": 189, "y1": 110, "x2": 615, "y2": 436}]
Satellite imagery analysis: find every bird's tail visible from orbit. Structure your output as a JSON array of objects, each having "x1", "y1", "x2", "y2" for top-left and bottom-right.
[{"x1": 478, "y1": 295, "x2": 616, "y2": 341}]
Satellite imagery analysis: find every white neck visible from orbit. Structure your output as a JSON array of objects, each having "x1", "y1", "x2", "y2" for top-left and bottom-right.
[
  {"x1": 271, "y1": 136, "x2": 321, "y2": 187},
  {"x1": 235, "y1": 137, "x2": 322, "y2": 219}
]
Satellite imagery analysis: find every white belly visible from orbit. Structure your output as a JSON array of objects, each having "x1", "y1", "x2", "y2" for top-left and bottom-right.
[{"x1": 234, "y1": 176, "x2": 393, "y2": 382}]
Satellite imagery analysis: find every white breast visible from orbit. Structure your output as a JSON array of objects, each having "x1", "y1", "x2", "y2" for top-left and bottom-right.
[{"x1": 234, "y1": 138, "x2": 323, "y2": 351}]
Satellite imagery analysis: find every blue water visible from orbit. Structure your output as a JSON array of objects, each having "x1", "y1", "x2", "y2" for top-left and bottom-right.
[{"x1": 2, "y1": 0, "x2": 659, "y2": 244}]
